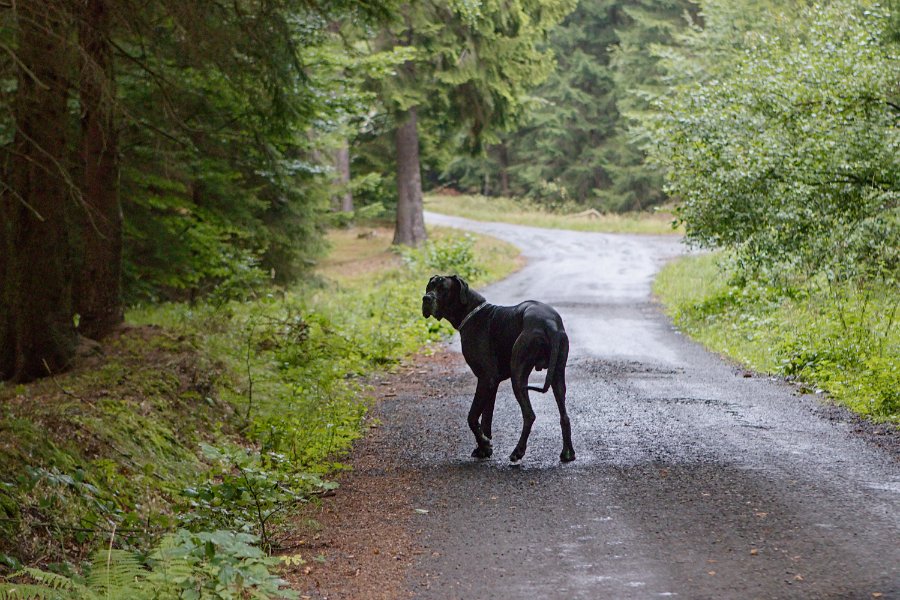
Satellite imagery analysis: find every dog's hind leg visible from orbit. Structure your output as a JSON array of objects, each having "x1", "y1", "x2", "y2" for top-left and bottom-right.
[
  {"x1": 469, "y1": 377, "x2": 497, "y2": 458},
  {"x1": 551, "y1": 333, "x2": 575, "y2": 462},
  {"x1": 509, "y1": 333, "x2": 539, "y2": 462}
]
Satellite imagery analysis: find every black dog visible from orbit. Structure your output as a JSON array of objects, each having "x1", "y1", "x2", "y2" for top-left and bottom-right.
[{"x1": 422, "y1": 275, "x2": 575, "y2": 463}]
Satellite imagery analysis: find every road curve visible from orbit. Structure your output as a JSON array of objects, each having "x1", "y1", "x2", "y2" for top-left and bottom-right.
[{"x1": 399, "y1": 212, "x2": 899, "y2": 598}]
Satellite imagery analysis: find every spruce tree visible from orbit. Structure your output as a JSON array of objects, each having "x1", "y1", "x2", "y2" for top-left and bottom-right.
[{"x1": 374, "y1": 0, "x2": 575, "y2": 246}]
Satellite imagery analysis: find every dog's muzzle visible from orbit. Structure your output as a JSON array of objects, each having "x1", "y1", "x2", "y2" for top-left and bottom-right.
[{"x1": 422, "y1": 293, "x2": 437, "y2": 318}]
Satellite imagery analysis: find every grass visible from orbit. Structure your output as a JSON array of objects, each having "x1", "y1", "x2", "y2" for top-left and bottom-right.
[
  {"x1": 0, "y1": 225, "x2": 521, "y2": 581},
  {"x1": 319, "y1": 224, "x2": 522, "y2": 287},
  {"x1": 425, "y1": 193, "x2": 681, "y2": 235},
  {"x1": 654, "y1": 252, "x2": 899, "y2": 423}
]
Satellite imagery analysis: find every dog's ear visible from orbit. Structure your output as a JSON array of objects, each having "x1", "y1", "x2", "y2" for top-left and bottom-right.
[{"x1": 452, "y1": 275, "x2": 469, "y2": 305}]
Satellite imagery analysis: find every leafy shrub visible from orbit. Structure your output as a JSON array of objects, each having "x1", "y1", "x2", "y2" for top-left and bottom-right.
[
  {"x1": 0, "y1": 531, "x2": 296, "y2": 599},
  {"x1": 324, "y1": 201, "x2": 389, "y2": 229},
  {"x1": 400, "y1": 233, "x2": 484, "y2": 281},
  {"x1": 179, "y1": 444, "x2": 336, "y2": 549},
  {"x1": 147, "y1": 530, "x2": 296, "y2": 599},
  {"x1": 652, "y1": 0, "x2": 899, "y2": 288}
]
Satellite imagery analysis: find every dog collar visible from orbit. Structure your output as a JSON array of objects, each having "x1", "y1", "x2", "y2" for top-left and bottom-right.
[{"x1": 458, "y1": 301, "x2": 488, "y2": 331}]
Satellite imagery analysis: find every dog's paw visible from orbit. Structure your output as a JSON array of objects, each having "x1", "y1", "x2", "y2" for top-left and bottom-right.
[
  {"x1": 560, "y1": 448, "x2": 576, "y2": 463},
  {"x1": 471, "y1": 445, "x2": 493, "y2": 459}
]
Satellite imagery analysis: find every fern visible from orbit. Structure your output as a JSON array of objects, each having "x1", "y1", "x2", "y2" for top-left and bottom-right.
[
  {"x1": 0, "y1": 582, "x2": 69, "y2": 600},
  {"x1": 0, "y1": 566, "x2": 96, "y2": 599},
  {"x1": 0, "y1": 530, "x2": 296, "y2": 600},
  {"x1": 85, "y1": 549, "x2": 150, "y2": 600},
  {"x1": 0, "y1": 551, "x2": 147, "y2": 600}
]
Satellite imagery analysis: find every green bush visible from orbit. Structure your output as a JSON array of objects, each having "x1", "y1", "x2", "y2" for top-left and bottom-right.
[
  {"x1": 0, "y1": 530, "x2": 296, "y2": 599},
  {"x1": 651, "y1": 0, "x2": 899, "y2": 288},
  {"x1": 0, "y1": 225, "x2": 498, "y2": 589},
  {"x1": 655, "y1": 253, "x2": 899, "y2": 422},
  {"x1": 400, "y1": 233, "x2": 484, "y2": 282}
]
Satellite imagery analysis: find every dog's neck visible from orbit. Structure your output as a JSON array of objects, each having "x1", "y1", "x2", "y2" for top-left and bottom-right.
[{"x1": 449, "y1": 290, "x2": 488, "y2": 331}]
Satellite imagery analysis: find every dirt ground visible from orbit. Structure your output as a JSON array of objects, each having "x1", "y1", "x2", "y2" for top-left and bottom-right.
[{"x1": 281, "y1": 349, "x2": 459, "y2": 600}]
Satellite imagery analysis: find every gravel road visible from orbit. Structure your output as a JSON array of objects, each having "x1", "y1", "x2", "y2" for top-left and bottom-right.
[{"x1": 387, "y1": 212, "x2": 898, "y2": 599}]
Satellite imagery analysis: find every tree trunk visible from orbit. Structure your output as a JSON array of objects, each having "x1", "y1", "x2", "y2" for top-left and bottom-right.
[
  {"x1": 393, "y1": 107, "x2": 426, "y2": 246},
  {"x1": 497, "y1": 142, "x2": 510, "y2": 197},
  {"x1": 2, "y1": 1, "x2": 77, "y2": 382},
  {"x1": 334, "y1": 142, "x2": 353, "y2": 212},
  {"x1": 75, "y1": 0, "x2": 123, "y2": 340},
  {"x1": 0, "y1": 166, "x2": 11, "y2": 378}
]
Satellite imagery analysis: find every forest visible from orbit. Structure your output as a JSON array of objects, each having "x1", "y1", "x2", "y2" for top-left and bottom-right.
[
  {"x1": 0, "y1": 0, "x2": 897, "y2": 597},
  {"x1": 4, "y1": 0, "x2": 894, "y2": 381}
]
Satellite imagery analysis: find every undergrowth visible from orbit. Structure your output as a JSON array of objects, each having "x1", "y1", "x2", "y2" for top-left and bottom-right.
[
  {"x1": 0, "y1": 231, "x2": 512, "y2": 598},
  {"x1": 654, "y1": 253, "x2": 899, "y2": 422}
]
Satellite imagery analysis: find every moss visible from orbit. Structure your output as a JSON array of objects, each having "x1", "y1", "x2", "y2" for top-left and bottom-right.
[{"x1": 0, "y1": 327, "x2": 230, "y2": 565}]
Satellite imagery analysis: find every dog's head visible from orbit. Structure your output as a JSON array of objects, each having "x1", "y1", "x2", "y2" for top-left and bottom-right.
[{"x1": 422, "y1": 275, "x2": 470, "y2": 320}]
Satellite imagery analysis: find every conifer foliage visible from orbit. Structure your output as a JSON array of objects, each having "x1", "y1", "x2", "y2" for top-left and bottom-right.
[{"x1": 0, "y1": 0, "x2": 397, "y2": 381}]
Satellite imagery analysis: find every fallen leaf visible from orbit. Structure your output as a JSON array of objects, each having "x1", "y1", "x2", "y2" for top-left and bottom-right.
[
  {"x1": 750, "y1": 548, "x2": 759, "y2": 556},
  {"x1": 414, "y1": 508, "x2": 429, "y2": 514},
  {"x1": 794, "y1": 575, "x2": 804, "y2": 581},
  {"x1": 708, "y1": 571, "x2": 716, "y2": 576}
]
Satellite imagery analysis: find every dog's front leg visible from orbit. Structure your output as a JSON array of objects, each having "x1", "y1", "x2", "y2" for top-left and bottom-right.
[
  {"x1": 480, "y1": 380, "x2": 499, "y2": 441},
  {"x1": 468, "y1": 378, "x2": 497, "y2": 458}
]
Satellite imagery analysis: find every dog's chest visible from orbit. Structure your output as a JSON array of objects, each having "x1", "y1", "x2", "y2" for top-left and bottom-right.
[{"x1": 459, "y1": 307, "x2": 518, "y2": 379}]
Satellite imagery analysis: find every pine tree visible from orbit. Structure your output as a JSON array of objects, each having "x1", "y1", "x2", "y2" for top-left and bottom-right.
[
  {"x1": 1, "y1": 1, "x2": 78, "y2": 382},
  {"x1": 602, "y1": 0, "x2": 694, "y2": 211},
  {"x1": 446, "y1": 0, "x2": 693, "y2": 211},
  {"x1": 0, "y1": 1, "x2": 398, "y2": 381},
  {"x1": 374, "y1": 0, "x2": 575, "y2": 246},
  {"x1": 75, "y1": 0, "x2": 123, "y2": 340},
  {"x1": 503, "y1": 1, "x2": 624, "y2": 204}
]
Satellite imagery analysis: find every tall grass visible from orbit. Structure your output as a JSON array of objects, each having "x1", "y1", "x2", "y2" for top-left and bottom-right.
[
  {"x1": 654, "y1": 253, "x2": 899, "y2": 422},
  {"x1": 425, "y1": 194, "x2": 680, "y2": 235}
]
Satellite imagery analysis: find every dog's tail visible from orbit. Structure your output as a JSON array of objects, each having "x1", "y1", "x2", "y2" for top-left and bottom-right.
[{"x1": 527, "y1": 330, "x2": 568, "y2": 393}]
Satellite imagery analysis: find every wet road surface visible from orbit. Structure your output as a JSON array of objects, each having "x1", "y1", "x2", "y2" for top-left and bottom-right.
[{"x1": 392, "y1": 213, "x2": 899, "y2": 598}]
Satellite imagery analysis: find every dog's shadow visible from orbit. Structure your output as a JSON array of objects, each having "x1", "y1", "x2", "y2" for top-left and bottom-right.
[{"x1": 442, "y1": 453, "x2": 586, "y2": 473}]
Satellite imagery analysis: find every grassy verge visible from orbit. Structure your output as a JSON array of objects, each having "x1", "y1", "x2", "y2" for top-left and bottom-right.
[
  {"x1": 425, "y1": 193, "x2": 681, "y2": 235},
  {"x1": 654, "y1": 253, "x2": 899, "y2": 423},
  {"x1": 0, "y1": 227, "x2": 519, "y2": 597}
]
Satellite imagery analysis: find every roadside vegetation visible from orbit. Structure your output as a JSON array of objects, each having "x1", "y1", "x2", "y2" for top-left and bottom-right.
[
  {"x1": 425, "y1": 194, "x2": 679, "y2": 235},
  {"x1": 655, "y1": 253, "x2": 898, "y2": 422},
  {"x1": 1, "y1": 0, "x2": 896, "y2": 595},
  {"x1": 646, "y1": 0, "x2": 898, "y2": 423},
  {"x1": 0, "y1": 228, "x2": 518, "y2": 598}
]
